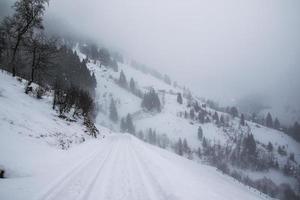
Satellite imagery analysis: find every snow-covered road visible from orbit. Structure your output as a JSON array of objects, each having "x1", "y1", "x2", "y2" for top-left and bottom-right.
[{"x1": 30, "y1": 134, "x2": 267, "y2": 200}]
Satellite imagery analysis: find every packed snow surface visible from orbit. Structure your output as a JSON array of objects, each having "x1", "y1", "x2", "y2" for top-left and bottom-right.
[{"x1": 0, "y1": 133, "x2": 268, "y2": 200}]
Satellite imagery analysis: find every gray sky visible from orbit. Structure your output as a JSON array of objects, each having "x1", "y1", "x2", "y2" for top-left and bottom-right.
[{"x1": 3, "y1": 0, "x2": 300, "y2": 112}]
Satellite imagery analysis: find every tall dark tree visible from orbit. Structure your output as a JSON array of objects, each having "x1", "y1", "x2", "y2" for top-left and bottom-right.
[
  {"x1": 267, "y1": 142, "x2": 273, "y2": 152},
  {"x1": 118, "y1": 70, "x2": 127, "y2": 88},
  {"x1": 265, "y1": 113, "x2": 273, "y2": 128},
  {"x1": 289, "y1": 122, "x2": 300, "y2": 142},
  {"x1": 141, "y1": 88, "x2": 161, "y2": 112},
  {"x1": 126, "y1": 114, "x2": 135, "y2": 134},
  {"x1": 109, "y1": 98, "x2": 118, "y2": 122},
  {"x1": 220, "y1": 115, "x2": 225, "y2": 125},
  {"x1": 243, "y1": 134, "x2": 256, "y2": 156},
  {"x1": 177, "y1": 138, "x2": 183, "y2": 156},
  {"x1": 4, "y1": 0, "x2": 49, "y2": 76},
  {"x1": 129, "y1": 77, "x2": 135, "y2": 92},
  {"x1": 213, "y1": 111, "x2": 219, "y2": 124},
  {"x1": 120, "y1": 118, "x2": 126, "y2": 132},
  {"x1": 240, "y1": 113, "x2": 245, "y2": 126},
  {"x1": 198, "y1": 126, "x2": 203, "y2": 140},
  {"x1": 190, "y1": 109, "x2": 195, "y2": 120},
  {"x1": 274, "y1": 118, "x2": 280, "y2": 130},
  {"x1": 198, "y1": 111, "x2": 205, "y2": 124},
  {"x1": 183, "y1": 138, "x2": 190, "y2": 153},
  {"x1": 177, "y1": 93, "x2": 183, "y2": 104},
  {"x1": 193, "y1": 101, "x2": 200, "y2": 112},
  {"x1": 230, "y1": 106, "x2": 238, "y2": 118}
]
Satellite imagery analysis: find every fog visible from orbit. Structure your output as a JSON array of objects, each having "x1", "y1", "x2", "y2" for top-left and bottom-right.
[{"x1": 3, "y1": 0, "x2": 300, "y2": 119}]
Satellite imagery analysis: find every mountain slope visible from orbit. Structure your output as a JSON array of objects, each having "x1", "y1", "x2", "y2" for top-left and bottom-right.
[{"x1": 74, "y1": 47, "x2": 300, "y2": 195}]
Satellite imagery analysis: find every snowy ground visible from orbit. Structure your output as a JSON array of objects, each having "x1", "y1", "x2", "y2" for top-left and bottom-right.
[{"x1": 0, "y1": 133, "x2": 269, "y2": 200}]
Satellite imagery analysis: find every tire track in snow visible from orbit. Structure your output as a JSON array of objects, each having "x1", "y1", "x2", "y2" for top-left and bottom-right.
[
  {"x1": 79, "y1": 136, "x2": 122, "y2": 200},
  {"x1": 35, "y1": 138, "x2": 116, "y2": 200},
  {"x1": 129, "y1": 137, "x2": 176, "y2": 200}
]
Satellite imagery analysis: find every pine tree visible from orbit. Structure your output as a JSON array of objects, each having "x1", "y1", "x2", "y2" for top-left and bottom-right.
[
  {"x1": 213, "y1": 111, "x2": 219, "y2": 124},
  {"x1": 177, "y1": 138, "x2": 183, "y2": 156},
  {"x1": 120, "y1": 118, "x2": 126, "y2": 132},
  {"x1": 267, "y1": 142, "x2": 273, "y2": 152},
  {"x1": 265, "y1": 113, "x2": 273, "y2": 128},
  {"x1": 220, "y1": 115, "x2": 225, "y2": 125},
  {"x1": 198, "y1": 112, "x2": 205, "y2": 123},
  {"x1": 183, "y1": 138, "x2": 189, "y2": 153},
  {"x1": 240, "y1": 113, "x2": 245, "y2": 126},
  {"x1": 198, "y1": 126, "x2": 203, "y2": 140},
  {"x1": 126, "y1": 114, "x2": 135, "y2": 134},
  {"x1": 119, "y1": 70, "x2": 127, "y2": 88},
  {"x1": 190, "y1": 109, "x2": 195, "y2": 120},
  {"x1": 129, "y1": 78, "x2": 135, "y2": 92},
  {"x1": 184, "y1": 111, "x2": 188, "y2": 118},
  {"x1": 177, "y1": 93, "x2": 183, "y2": 104},
  {"x1": 141, "y1": 88, "x2": 161, "y2": 112},
  {"x1": 230, "y1": 107, "x2": 238, "y2": 118},
  {"x1": 274, "y1": 118, "x2": 280, "y2": 130},
  {"x1": 109, "y1": 98, "x2": 118, "y2": 122}
]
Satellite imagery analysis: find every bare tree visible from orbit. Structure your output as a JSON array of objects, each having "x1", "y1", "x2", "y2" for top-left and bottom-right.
[
  {"x1": 24, "y1": 32, "x2": 57, "y2": 86},
  {"x1": 3, "y1": 0, "x2": 49, "y2": 76}
]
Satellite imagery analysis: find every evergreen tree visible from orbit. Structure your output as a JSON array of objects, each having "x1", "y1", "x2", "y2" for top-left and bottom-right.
[
  {"x1": 198, "y1": 126, "x2": 203, "y2": 140},
  {"x1": 177, "y1": 93, "x2": 183, "y2": 104},
  {"x1": 243, "y1": 134, "x2": 256, "y2": 156},
  {"x1": 129, "y1": 78, "x2": 135, "y2": 92},
  {"x1": 109, "y1": 98, "x2": 118, "y2": 122},
  {"x1": 184, "y1": 111, "x2": 188, "y2": 118},
  {"x1": 267, "y1": 142, "x2": 273, "y2": 152},
  {"x1": 141, "y1": 88, "x2": 161, "y2": 112},
  {"x1": 152, "y1": 130, "x2": 157, "y2": 144},
  {"x1": 118, "y1": 70, "x2": 128, "y2": 88},
  {"x1": 274, "y1": 118, "x2": 280, "y2": 130},
  {"x1": 290, "y1": 122, "x2": 300, "y2": 142},
  {"x1": 230, "y1": 107, "x2": 238, "y2": 118},
  {"x1": 213, "y1": 111, "x2": 219, "y2": 124},
  {"x1": 220, "y1": 115, "x2": 225, "y2": 125},
  {"x1": 265, "y1": 113, "x2": 273, "y2": 128},
  {"x1": 190, "y1": 109, "x2": 195, "y2": 120},
  {"x1": 120, "y1": 118, "x2": 126, "y2": 132},
  {"x1": 183, "y1": 138, "x2": 189, "y2": 153},
  {"x1": 240, "y1": 113, "x2": 245, "y2": 126},
  {"x1": 193, "y1": 101, "x2": 200, "y2": 112},
  {"x1": 198, "y1": 112, "x2": 205, "y2": 124},
  {"x1": 126, "y1": 113, "x2": 135, "y2": 134},
  {"x1": 177, "y1": 138, "x2": 183, "y2": 156}
]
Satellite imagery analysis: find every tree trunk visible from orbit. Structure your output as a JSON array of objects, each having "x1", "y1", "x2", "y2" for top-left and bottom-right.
[
  {"x1": 30, "y1": 47, "x2": 37, "y2": 84},
  {"x1": 10, "y1": 36, "x2": 21, "y2": 77}
]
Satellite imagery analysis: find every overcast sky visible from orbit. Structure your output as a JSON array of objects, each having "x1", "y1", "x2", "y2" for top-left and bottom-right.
[{"x1": 3, "y1": 0, "x2": 300, "y2": 109}]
